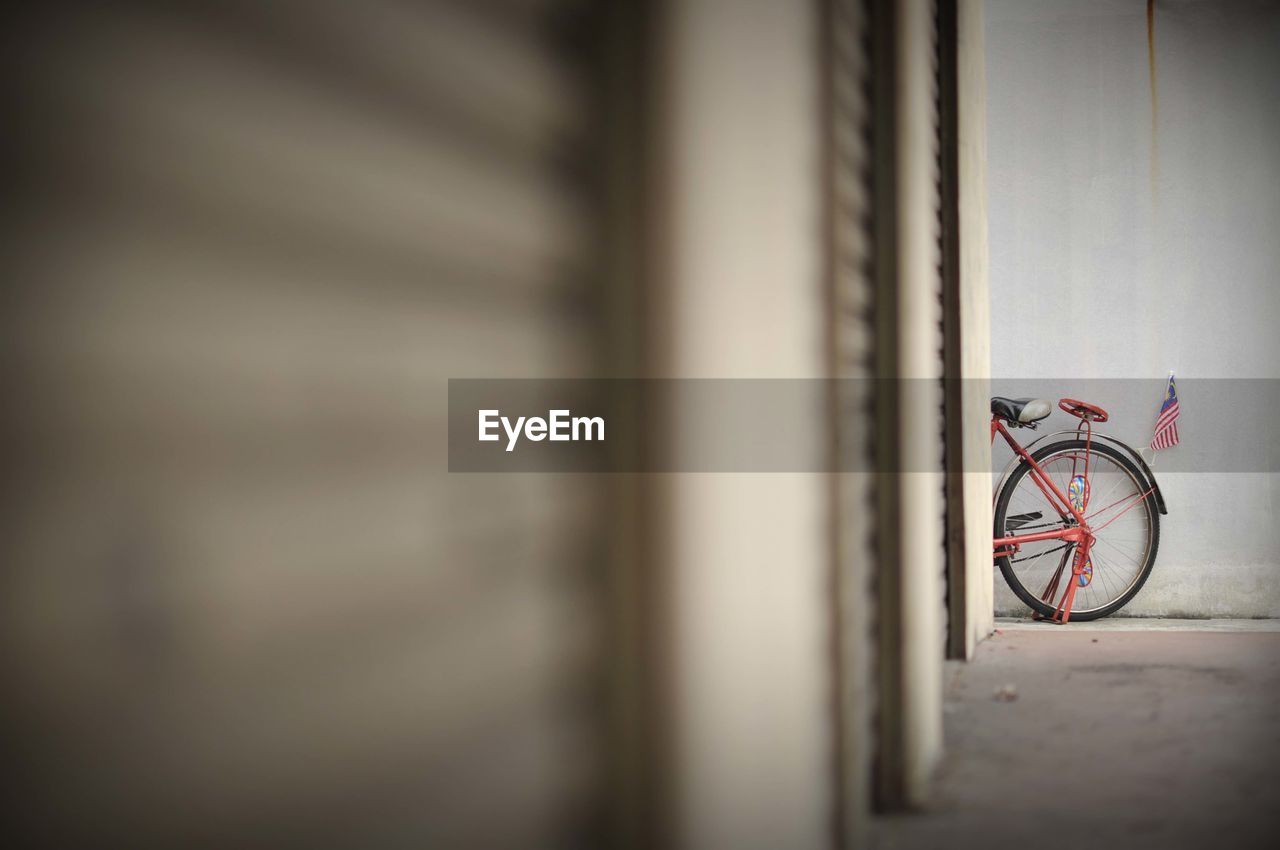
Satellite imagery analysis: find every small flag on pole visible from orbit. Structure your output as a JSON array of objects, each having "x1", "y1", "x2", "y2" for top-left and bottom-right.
[{"x1": 1150, "y1": 373, "x2": 1181, "y2": 451}]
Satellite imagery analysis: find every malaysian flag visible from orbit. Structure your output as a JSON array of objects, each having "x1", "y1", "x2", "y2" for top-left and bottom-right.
[{"x1": 1150, "y1": 373, "x2": 1181, "y2": 451}]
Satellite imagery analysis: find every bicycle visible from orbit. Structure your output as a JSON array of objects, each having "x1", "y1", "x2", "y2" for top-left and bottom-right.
[{"x1": 990, "y1": 397, "x2": 1168, "y2": 623}]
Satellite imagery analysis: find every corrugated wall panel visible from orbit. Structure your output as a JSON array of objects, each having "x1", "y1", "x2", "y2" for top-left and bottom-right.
[
  {"x1": 826, "y1": 0, "x2": 880, "y2": 841},
  {"x1": 0, "y1": 3, "x2": 610, "y2": 847},
  {"x1": 866, "y1": 0, "x2": 947, "y2": 810}
]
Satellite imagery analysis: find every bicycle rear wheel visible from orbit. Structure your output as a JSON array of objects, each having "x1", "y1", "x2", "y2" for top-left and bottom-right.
[{"x1": 995, "y1": 440, "x2": 1159, "y2": 621}]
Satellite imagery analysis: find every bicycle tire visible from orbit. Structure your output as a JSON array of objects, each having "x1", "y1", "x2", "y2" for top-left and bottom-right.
[{"x1": 995, "y1": 439, "x2": 1160, "y2": 621}]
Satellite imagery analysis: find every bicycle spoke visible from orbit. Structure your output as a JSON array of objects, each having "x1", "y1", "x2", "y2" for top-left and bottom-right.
[
  {"x1": 998, "y1": 442, "x2": 1155, "y2": 617},
  {"x1": 1086, "y1": 474, "x2": 1128, "y2": 518}
]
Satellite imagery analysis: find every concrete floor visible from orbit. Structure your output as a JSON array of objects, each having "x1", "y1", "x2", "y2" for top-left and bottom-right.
[
  {"x1": 875, "y1": 620, "x2": 1280, "y2": 850},
  {"x1": 995, "y1": 616, "x2": 1280, "y2": 633}
]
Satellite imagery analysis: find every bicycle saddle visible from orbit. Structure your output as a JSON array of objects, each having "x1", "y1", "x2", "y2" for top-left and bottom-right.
[{"x1": 990, "y1": 396, "x2": 1052, "y2": 424}]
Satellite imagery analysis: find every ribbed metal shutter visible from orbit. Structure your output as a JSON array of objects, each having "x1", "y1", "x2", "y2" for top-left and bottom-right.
[
  {"x1": 938, "y1": 0, "x2": 968, "y2": 658},
  {"x1": 0, "y1": 2, "x2": 611, "y2": 847},
  {"x1": 859, "y1": 0, "x2": 947, "y2": 811},
  {"x1": 825, "y1": 0, "x2": 880, "y2": 837},
  {"x1": 924, "y1": 0, "x2": 951, "y2": 657}
]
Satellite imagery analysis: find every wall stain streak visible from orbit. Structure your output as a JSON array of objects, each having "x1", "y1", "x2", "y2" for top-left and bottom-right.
[{"x1": 1147, "y1": 0, "x2": 1159, "y2": 195}]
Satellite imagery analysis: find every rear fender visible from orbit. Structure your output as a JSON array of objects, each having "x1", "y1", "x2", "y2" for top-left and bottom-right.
[{"x1": 993, "y1": 430, "x2": 1167, "y2": 515}]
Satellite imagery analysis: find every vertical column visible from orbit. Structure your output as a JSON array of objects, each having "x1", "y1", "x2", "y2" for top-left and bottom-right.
[
  {"x1": 825, "y1": 0, "x2": 879, "y2": 843},
  {"x1": 955, "y1": 0, "x2": 995, "y2": 656},
  {"x1": 655, "y1": 1, "x2": 832, "y2": 848},
  {"x1": 872, "y1": 0, "x2": 946, "y2": 809},
  {"x1": 895, "y1": 0, "x2": 946, "y2": 805}
]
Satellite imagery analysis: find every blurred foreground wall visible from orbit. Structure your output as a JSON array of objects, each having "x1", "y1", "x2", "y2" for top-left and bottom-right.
[
  {"x1": 2, "y1": 2, "x2": 618, "y2": 846},
  {"x1": 0, "y1": 1, "x2": 990, "y2": 847}
]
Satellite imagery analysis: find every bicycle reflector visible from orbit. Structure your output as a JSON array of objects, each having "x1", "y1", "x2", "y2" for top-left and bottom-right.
[{"x1": 1069, "y1": 475, "x2": 1090, "y2": 512}]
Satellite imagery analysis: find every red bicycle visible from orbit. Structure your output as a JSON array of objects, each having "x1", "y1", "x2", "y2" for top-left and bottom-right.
[{"x1": 991, "y1": 397, "x2": 1167, "y2": 623}]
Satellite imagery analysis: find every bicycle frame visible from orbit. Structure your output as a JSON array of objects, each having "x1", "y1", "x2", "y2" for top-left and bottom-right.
[
  {"x1": 991, "y1": 429, "x2": 1167, "y2": 517},
  {"x1": 991, "y1": 415, "x2": 1092, "y2": 622},
  {"x1": 992, "y1": 417, "x2": 1089, "y2": 534}
]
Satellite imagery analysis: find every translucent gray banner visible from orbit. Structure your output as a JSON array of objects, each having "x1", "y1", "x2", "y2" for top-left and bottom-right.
[{"x1": 448, "y1": 379, "x2": 1280, "y2": 472}]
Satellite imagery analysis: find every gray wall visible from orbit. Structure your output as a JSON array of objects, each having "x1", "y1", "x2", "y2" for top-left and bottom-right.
[{"x1": 986, "y1": 0, "x2": 1280, "y2": 616}]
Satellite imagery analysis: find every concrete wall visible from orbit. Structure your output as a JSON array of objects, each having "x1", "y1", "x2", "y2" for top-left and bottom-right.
[
  {"x1": 957, "y1": 0, "x2": 996, "y2": 654},
  {"x1": 658, "y1": 1, "x2": 831, "y2": 846},
  {"x1": 986, "y1": 0, "x2": 1280, "y2": 616}
]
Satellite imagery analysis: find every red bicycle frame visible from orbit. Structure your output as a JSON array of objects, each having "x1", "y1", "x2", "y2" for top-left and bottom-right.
[
  {"x1": 990, "y1": 399, "x2": 1153, "y2": 624},
  {"x1": 991, "y1": 416, "x2": 1092, "y2": 622}
]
